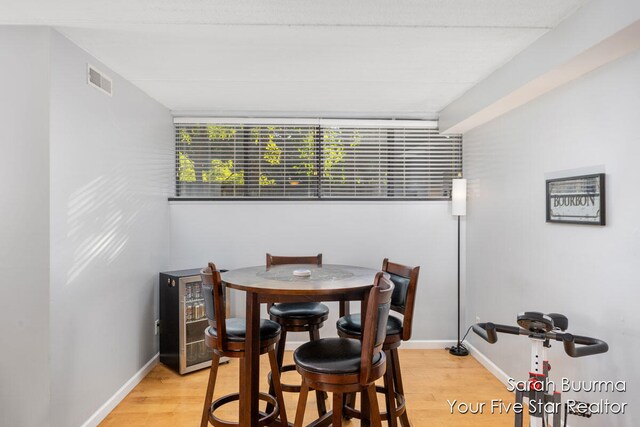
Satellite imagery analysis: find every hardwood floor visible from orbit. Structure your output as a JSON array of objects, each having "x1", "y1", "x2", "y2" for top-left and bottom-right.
[{"x1": 100, "y1": 349, "x2": 521, "y2": 427}]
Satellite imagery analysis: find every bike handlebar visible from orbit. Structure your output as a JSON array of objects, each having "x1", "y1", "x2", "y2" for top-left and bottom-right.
[
  {"x1": 472, "y1": 322, "x2": 608, "y2": 358},
  {"x1": 562, "y1": 333, "x2": 609, "y2": 357},
  {"x1": 472, "y1": 322, "x2": 497, "y2": 343}
]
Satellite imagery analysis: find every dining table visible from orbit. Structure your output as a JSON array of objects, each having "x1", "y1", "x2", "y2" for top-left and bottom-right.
[{"x1": 222, "y1": 263, "x2": 380, "y2": 427}]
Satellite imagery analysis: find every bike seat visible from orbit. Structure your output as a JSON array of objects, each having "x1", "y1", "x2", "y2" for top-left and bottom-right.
[
  {"x1": 546, "y1": 313, "x2": 568, "y2": 331},
  {"x1": 517, "y1": 311, "x2": 554, "y2": 333}
]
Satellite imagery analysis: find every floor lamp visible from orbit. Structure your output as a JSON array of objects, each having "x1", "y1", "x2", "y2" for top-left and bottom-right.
[{"x1": 449, "y1": 178, "x2": 468, "y2": 356}]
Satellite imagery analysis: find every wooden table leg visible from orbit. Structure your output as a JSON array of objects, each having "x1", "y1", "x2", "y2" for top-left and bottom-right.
[
  {"x1": 239, "y1": 357, "x2": 246, "y2": 424},
  {"x1": 241, "y1": 291, "x2": 260, "y2": 427}
]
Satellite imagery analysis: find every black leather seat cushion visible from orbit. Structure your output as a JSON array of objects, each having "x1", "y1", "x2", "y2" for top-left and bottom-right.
[
  {"x1": 269, "y1": 302, "x2": 330, "y2": 319},
  {"x1": 208, "y1": 318, "x2": 281, "y2": 342},
  {"x1": 294, "y1": 337, "x2": 382, "y2": 374},
  {"x1": 336, "y1": 313, "x2": 402, "y2": 337}
]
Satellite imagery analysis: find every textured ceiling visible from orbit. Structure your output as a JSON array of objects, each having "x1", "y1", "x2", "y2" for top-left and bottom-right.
[{"x1": 0, "y1": 0, "x2": 588, "y2": 117}]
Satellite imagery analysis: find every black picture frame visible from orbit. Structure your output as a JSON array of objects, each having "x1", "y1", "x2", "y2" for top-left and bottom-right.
[{"x1": 546, "y1": 173, "x2": 605, "y2": 225}]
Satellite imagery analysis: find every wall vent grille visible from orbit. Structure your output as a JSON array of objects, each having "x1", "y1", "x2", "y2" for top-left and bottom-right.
[{"x1": 87, "y1": 64, "x2": 113, "y2": 96}]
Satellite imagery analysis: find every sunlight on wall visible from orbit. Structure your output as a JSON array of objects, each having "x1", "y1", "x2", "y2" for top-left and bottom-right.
[
  {"x1": 64, "y1": 146, "x2": 171, "y2": 286},
  {"x1": 66, "y1": 171, "x2": 129, "y2": 284}
]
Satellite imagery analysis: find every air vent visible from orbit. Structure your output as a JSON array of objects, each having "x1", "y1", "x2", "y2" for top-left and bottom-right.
[{"x1": 87, "y1": 64, "x2": 112, "y2": 96}]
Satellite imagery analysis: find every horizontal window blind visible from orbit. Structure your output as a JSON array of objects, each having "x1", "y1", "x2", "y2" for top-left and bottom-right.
[{"x1": 174, "y1": 121, "x2": 462, "y2": 200}]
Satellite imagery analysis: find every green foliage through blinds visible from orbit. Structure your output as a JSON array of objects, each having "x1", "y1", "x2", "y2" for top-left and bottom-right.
[{"x1": 174, "y1": 122, "x2": 462, "y2": 200}]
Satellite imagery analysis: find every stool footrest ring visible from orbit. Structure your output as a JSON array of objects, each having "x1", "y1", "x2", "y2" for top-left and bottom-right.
[
  {"x1": 342, "y1": 385, "x2": 406, "y2": 421},
  {"x1": 267, "y1": 364, "x2": 301, "y2": 393},
  {"x1": 268, "y1": 364, "x2": 328, "y2": 398},
  {"x1": 209, "y1": 392, "x2": 279, "y2": 427}
]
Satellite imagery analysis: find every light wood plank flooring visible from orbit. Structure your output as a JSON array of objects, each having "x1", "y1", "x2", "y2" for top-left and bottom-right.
[{"x1": 100, "y1": 349, "x2": 520, "y2": 427}]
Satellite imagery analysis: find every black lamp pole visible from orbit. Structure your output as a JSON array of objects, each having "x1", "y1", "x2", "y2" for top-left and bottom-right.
[{"x1": 449, "y1": 214, "x2": 468, "y2": 356}]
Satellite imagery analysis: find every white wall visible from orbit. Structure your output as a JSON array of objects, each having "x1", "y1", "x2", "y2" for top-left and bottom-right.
[
  {"x1": 0, "y1": 26, "x2": 51, "y2": 427},
  {"x1": 464, "y1": 50, "x2": 640, "y2": 426},
  {"x1": 170, "y1": 201, "x2": 460, "y2": 341},
  {"x1": 49, "y1": 31, "x2": 173, "y2": 426}
]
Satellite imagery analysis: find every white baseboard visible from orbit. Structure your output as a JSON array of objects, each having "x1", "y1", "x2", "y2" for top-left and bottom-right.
[
  {"x1": 398, "y1": 339, "x2": 457, "y2": 350},
  {"x1": 81, "y1": 353, "x2": 159, "y2": 427},
  {"x1": 285, "y1": 339, "x2": 456, "y2": 351},
  {"x1": 465, "y1": 342, "x2": 511, "y2": 386}
]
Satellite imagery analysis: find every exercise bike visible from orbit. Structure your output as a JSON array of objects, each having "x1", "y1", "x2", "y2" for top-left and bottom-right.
[{"x1": 473, "y1": 312, "x2": 608, "y2": 427}]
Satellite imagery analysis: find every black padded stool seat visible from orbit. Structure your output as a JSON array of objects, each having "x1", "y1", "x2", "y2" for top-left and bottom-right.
[
  {"x1": 294, "y1": 338, "x2": 383, "y2": 374},
  {"x1": 269, "y1": 302, "x2": 330, "y2": 319},
  {"x1": 208, "y1": 318, "x2": 281, "y2": 342},
  {"x1": 336, "y1": 313, "x2": 403, "y2": 337}
]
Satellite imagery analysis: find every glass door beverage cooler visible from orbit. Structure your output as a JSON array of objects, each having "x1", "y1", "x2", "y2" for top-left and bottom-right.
[{"x1": 159, "y1": 268, "x2": 229, "y2": 374}]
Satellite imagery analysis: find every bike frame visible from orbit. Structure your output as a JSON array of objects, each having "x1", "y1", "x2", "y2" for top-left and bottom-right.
[{"x1": 514, "y1": 335, "x2": 561, "y2": 427}]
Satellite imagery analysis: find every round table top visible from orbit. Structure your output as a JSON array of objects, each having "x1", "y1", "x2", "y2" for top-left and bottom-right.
[{"x1": 222, "y1": 264, "x2": 379, "y2": 295}]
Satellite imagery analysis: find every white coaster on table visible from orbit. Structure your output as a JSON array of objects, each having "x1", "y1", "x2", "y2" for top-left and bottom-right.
[{"x1": 293, "y1": 269, "x2": 311, "y2": 277}]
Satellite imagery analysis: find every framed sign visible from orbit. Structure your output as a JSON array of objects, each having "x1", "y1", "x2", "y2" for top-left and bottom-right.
[{"x1": 546, "y1": 173, "x2": 605, "y2": 225}]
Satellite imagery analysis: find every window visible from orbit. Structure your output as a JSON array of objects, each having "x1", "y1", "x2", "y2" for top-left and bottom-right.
[{"x1": 173, "y1": 119, "x2": 462, "y2": 200}]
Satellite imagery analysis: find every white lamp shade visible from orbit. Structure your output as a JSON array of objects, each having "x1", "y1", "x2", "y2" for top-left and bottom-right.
[{"x1": 452, "y1": 178, "x2": 467, "y2": 216}]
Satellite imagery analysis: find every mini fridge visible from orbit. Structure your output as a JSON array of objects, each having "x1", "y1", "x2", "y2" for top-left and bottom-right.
[{"x1": 159, "y1": 268, "x2": 229, "y2": 374}]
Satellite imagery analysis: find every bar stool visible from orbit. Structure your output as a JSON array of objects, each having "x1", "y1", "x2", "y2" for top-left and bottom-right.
[
  {"x1": 293, "y1": 272, "x2": 394, "y2": 427},
  {"x1": 265, "y1": 253, "x2": 330, "y2": 416},
  {"x1": 200, "y1": 263, "x2": 288, "y2": 427},
  {"x1": 336, "y1": 258, "x2": 420, "y2": 427}
]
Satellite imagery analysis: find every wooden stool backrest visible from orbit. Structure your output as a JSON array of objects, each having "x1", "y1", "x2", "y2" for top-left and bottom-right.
[
  {"x1": 382, "y1": 258, "x2": 420, "y2": 341},
  {"x1": 360, "y1": 272, "x2": 394, "y2": 385},
  {"x1": 266, "y1": 253, "x2": 322, "y2": 267},
  {"x1": 200, "y1": 262, "x2": 228, "y2": 352}
]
